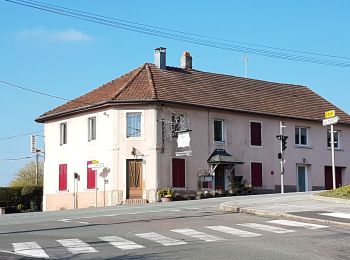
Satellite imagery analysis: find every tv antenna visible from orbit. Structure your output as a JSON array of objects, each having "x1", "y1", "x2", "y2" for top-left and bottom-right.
[{"x1": 242, "y1": 54, "x2": 248, "y2": 78}]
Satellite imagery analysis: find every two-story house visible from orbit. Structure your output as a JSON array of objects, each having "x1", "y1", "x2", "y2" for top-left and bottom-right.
[{"x1": 36, "y1": 47, "x2": 350, "y2": 211}]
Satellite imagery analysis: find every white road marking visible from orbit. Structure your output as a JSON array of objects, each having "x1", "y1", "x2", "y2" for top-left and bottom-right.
[
  {"x1": 171, "y1": 228, "x2": 224, "y2": 242},
  {"x1": 268, "y1": 220, "x2": 328, "y2": 229},
  {"x1": 56, "y1": 238, "x2": 98, "y2": 254},
  {"x1": 99, "y1": 236, "x2": 144, "y2": 250},
  {"x1": 135, "y1": 232, "x2": 187, "y2": 246},
  {"x1": 12, "y1": 242, "x2": 49, "y2": 258},
  {"x1": 237, "y1": 223, "x2": 295, "y2": 234},
  {"x1": 58, "y1": 219, "x2": 71, "y2": 223},
  {"x1": 77, "y1": 222, "x2": 89, "y2": 225},
  {"x1": 205, "y1": 225, "x2": 261, "y2": 237},
  {"x1": 319, "y1": 212, "x2": 350, "y2": 219}
]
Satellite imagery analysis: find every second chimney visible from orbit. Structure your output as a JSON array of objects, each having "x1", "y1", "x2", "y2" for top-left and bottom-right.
[
  {"x1": 180, "y1": 51, "x2": 192, "y2": 70},
  {"x1": 154, "y1": 47, "x2": 166, "y2": 69}
]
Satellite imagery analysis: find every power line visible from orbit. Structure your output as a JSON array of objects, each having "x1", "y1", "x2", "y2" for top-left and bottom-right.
[
  {"x1": 0, "y1": 156, "x2": 35, "y2": 161},
  {"x1": 4, "y1": 0, "x2": 350, "y2": 67},
  {"x1": 0, "y1": 80, "x2": 96, "y2": 106},
  {"x1": 0, "y1": 130, "x2": 43, "y2": 141}
]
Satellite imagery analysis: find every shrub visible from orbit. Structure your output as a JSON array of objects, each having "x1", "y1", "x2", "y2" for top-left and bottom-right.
[{"x1": 157, "y1": 187, "x2": 174, "y2": 198}]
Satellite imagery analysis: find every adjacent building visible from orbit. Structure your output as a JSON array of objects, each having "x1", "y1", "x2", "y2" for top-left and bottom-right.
[{"x1": 36, "y1": 47, "x2": 350, "y2": 211}]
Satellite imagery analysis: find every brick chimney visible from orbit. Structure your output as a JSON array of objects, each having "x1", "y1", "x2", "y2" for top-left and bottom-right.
[
  {"x1": 154, "y1": 47, "x2": 166, "y2": 69},
  {"x1": 180, "y1": 51, "x2": 192, "y2": 70}
]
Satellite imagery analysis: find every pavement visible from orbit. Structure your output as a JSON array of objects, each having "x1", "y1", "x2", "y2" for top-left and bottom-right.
[{"x1": 220, "y1": 191, "x2": 350, "y2": 227}]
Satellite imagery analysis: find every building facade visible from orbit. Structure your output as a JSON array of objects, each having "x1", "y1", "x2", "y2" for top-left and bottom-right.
[{"x1": 37, "y1": 48, "x2": 350, "y2": 211}]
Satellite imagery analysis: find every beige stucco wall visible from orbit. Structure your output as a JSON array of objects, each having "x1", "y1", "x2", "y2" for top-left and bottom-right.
[
  {"x1": 158, "y1": 105, "x2": 350, "y2": 192},
  {"x1": 43, "y1": 106, "x2": 159, "y2": 211},
  {"x1": 43, "y1": 103, "x2": 350, "y2": 211}
]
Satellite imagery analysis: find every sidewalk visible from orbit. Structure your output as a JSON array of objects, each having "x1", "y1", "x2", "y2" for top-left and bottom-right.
[{"x1": 220, "y1": 191, "x2": 350, "y2": 227}]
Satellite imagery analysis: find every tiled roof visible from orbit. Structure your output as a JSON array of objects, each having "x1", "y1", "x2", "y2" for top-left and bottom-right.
[{"x1": 36, "y1": 63, "x2": 350, "y2": 124}]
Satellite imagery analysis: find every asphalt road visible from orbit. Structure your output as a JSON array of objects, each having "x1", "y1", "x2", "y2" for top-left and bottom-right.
[{"x1": 0, "y1": 198, "x2": 349, "y2": 260}]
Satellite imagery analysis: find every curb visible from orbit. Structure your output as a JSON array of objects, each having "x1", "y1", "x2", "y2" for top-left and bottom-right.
[{"x1": 220, "y1": 203, "x2": 350, "y2": 228}]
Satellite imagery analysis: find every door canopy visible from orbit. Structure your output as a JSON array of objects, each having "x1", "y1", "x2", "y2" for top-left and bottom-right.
[{"x1": 207, "y1": 149, "x2": 244, "y2": 165}]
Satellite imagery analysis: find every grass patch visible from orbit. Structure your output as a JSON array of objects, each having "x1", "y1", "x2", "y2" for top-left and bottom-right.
[{"x1": 318, "y1": 185, "x2": 350, "y2": 199}]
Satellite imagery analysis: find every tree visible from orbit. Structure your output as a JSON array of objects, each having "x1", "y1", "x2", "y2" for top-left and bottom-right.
[{"x1": 10, "y1": 161, "x2": 44, "y2": 187}]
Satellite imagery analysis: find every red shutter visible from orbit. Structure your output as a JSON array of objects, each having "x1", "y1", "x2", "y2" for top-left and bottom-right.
[
  {"x1": 250, "y1": 122, "x2": 262, "y2": 146},
  {"x1": 87, "y1": 161, "x2": 96, "y2": 189},
  {"x1": 251, "y1": 162, "x2": 262, "y2": 187},
  {"x1": 172, "y1": 158, "x2": 185, "y2": 188},
  {"x1": 59, "y1": 164, "x2": 67, "y2": 191}
]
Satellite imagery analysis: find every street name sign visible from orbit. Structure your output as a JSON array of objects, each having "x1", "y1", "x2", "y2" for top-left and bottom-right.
[
  {"x1": 322, "y1": 116, "x2": 340, "y2": 126},
  {"x1": 324, "y1": 110, "x2": 335, "y2": 119},
  {"x1": 88, "y1": 163, "x2": 104, "y2": 169}
]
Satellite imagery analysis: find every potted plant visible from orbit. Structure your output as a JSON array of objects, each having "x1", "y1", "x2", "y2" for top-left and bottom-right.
[{"x1": 157, "y1": 187, "x2": 174, "y2": 202}]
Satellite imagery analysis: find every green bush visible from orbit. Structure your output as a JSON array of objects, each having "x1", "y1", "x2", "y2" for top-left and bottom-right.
[
  {"x1": 318, "y1": 185, "x2": 350, "y2": 199},
  {"x1": 0, "y1": 186, "x2": 43, "y2": 213}
]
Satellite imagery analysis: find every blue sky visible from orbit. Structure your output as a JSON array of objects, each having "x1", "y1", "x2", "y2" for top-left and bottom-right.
[{"x1": 0, "y1": 0, "x2": 349, "y2": 186}]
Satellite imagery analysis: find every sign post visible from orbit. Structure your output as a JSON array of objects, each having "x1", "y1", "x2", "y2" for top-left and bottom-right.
[
  {"x1": 88, "y1": 161, "x2": 104, "y2": 207},
  {"x1": 323, "y1": 110, "x2": 339, "y2": 190}
]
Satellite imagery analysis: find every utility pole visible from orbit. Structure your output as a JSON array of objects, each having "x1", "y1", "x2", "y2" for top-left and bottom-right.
[
  {"x1": 242, "y1": 54, "x2": 248, "y2": 78},
  {"x1": 35, "y1": 151, "x2": 39, "y2": 186}
]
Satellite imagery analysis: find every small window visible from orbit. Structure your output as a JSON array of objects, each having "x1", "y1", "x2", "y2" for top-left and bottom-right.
[
  {"x1": 172, "y1": 158, "x2": 185, "y2": 188},
  {"x1": 88, "y1": 117, "x2": 96, "y2": 141},
  {"x1": 251, "y1": 162, "x2": 262, "y2": 187},
  {"x1": 127, "y1": 112, "x2": 141, "y2": 137},
  {"x1": 60, "y1": 122, "x2": 67, "y2": 145},
  {"x1": 87, "y1": 161, "x2": 96, "y2": 189},
  {"x1": 327, "y1": 130, "x2": 340, "y2": 148},
  {"x1": 295, "y1": 127, "x2": 308, "y2": 146},
  {"x1": 59, "y1": 164, "x2": 67, "y2": 191},
  {"x1": 250, "y1": 122, "x2": 262, "y2": 146},
  {"x1": 214, "y1": 120, "x2": 224, "y2": 142},
  {"x1": 171, "y1": 114, "x2": 184, "y2": 138}
]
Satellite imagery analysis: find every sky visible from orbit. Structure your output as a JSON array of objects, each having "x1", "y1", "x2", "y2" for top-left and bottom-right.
[{"x1": 0, "y1": 0, "x2": 349, "y2": 186}]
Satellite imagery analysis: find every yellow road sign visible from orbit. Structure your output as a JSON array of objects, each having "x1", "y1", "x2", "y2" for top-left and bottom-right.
[
  {"x1": 325, "y1": 110, "x2": 335, "y2": 119},
  {"x1": 92, "y1": 160, "x2": 99, "y2": 164}
]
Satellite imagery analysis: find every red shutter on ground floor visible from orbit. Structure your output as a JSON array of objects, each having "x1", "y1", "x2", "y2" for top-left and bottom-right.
[
  {"x1": 87, "y1": 161, "x2": 96, "y2": 189},
  {"x1": 59, "y1": 164, "x2": 67, "y2": 191},
  {"x1": 172, "y1": 158, "x2": 185, "y2": 188},
  {"x1": 251, "y1": 162, "x2": 262, "y2": 187}
]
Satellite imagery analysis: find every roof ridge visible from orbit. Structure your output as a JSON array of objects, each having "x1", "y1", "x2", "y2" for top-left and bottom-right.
[
  {"x1": 145, "y1": 63, "x2": 157, "y2": 99},
  {"x1": 112, "y1": 63, "x2": 147, "y2": 100}
]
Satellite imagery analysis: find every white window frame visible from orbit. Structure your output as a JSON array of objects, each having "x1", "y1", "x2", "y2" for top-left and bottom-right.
[
  {"x1": 327, "y1": 129, "x2": 341, "y2": 149},
  {"x1": 126, "y1": 111, "x2": 143, "y2": 138},
  {"x1": 88, "y1": 116, "x2": 96, "y2": 141},
  {"x1": 60, "y1": 122, "x2": 67, "y2": 145},
  {"x1": 295, "y1": 126, "x2": 309, "y2": 146},
  {"x1": 213, "y1": 119, "x2": 226, "y2": 143}
]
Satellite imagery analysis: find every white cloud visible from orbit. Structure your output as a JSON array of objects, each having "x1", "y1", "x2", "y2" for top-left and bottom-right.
[{"x1": 17, "y1": 28, "x2": 92, "y2": 42}]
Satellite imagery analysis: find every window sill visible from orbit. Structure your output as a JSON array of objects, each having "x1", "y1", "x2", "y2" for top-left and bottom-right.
[
  {"x1": 57, "y1": 190, "x2": 69, "y2": 193},
  {"x1": 326, "y1": 148, "x2": 343, "y2": 151},
  {"x1": 294, "y1": 145, "x2": 313, "y2": 149},
  {"x1": 250, "y1": 145, "x2": 263, "y2": 148},
  {"x1": 214, "y1": 141, "x2": 226, "y2": 145}
]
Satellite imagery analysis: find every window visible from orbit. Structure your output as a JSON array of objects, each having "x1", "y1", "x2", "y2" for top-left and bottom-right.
[
  {"x1": 87, "y1": 161, "x2": 96, "y2": 189},
  {"x1": 171, "y1": 114, "x2": 184, "y2": 138},
  {"x1": 327, "y1": 130, "x2": 340, "y2": 148},
  {"x1": 251, "y1": 162, "x2": 262, "y2": 187},
  {"x1": 214, "y1": 120, "x2": 224, "y2": 142},
  {"x1": 250, "y1": 122, "x2": 262, "y2": 146},
  {"x1": 295, "y1": 127, "x2": 308, "y2": 146},
  {"x1": 172, "y1": 158, "x2": 185, "y2": 188},
  {"x1": 88, "y1": 117, "x2": 96, "y2": 141},
  {"x1": 60, "y1": 122, "x2": 67, "y2": 145},
  {"x1": 127, "y1": 112, "x2": 141, "y2": 137},
  {"x1": 59, "y1": 164, "x2": 67, "y2": 191}
]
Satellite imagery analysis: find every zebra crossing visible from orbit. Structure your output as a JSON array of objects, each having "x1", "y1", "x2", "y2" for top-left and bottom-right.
[{"x1": 10, "y1": 219, "x2": 328, "y2": 259}]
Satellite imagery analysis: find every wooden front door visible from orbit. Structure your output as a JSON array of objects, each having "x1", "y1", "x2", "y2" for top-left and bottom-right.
[
  {"x1": 324, "y1": 166, "x2": 342, "y2": 190},
  {"x1": 215, "y1": 165, "x2": 225, "y2": 190},
  {"x1": 127, "y1": 160, "x2": 143, "y2": 199}
]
